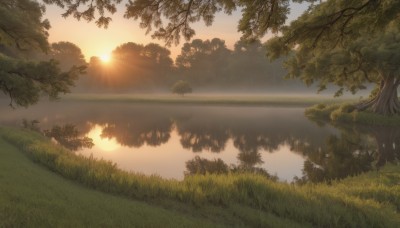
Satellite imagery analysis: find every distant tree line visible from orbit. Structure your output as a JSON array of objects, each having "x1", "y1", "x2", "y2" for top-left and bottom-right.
[
  {"x1": 31, "y1": 38, "x2": 305, "y2": 93},
  {"x1": 175, "y1": 38, "x2": 291, "y2": 90}
]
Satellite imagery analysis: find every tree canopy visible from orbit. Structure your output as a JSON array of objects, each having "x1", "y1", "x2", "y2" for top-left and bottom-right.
[
  {"x1": 0, "y1": 0, "x2": 84, "y2": 107},
  {"x1": 266, "y1": 0, "x2": 400, "y2": 115}
]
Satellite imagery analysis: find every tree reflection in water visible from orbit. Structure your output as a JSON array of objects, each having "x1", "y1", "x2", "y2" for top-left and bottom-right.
[
  {"x1": 100, "y1": 117, "x2": 173, "y2": 148},
  {"x1": 294, "y1": 121, "x2": 400, "y2": 184},
  {"x1": 185, "y1": 156, "x2": 229, "y2": 176},
  {"x1": 5, "y1": 103, "x2": 398, "y2": 183},
  {"x1": 177, "y1": 122, "x2": 229, "y2": 153},
  {"x1": 184, "y1": 155, "x2": 276, "y2": 180},
  {"x1": 44, "y1": 124, "x2": 94, "y2": 151}
]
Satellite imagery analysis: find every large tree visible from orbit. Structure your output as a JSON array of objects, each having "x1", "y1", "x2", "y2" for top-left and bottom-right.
[
  {"x1": 266, "y1": 1, "x2": 400, "y2": 115},
  {"x1": 44, "y1": 0, "x2": 400, "y2": 114},
  {"x1": 0, "y1": 0, "x2": 84, "y2": 107}
]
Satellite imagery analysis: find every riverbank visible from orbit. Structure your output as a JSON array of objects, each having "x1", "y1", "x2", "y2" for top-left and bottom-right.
[
  {"x1": 1, "y1": 127, "x2": 399, "y2": 227},
  {"x1": 306, "y1": 103, "x2": 400, "y2": 126},
  {"x1": 63, "y1": 94, "x2": 356, "y2": 107}
]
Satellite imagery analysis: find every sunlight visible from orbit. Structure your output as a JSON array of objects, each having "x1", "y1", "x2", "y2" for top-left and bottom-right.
[
  {"x1": 87, "y1": 125, "x2": 120, "y2": 152},
  {"x1": 100, "y1": 53, "x2": 111, "y2": 63}
]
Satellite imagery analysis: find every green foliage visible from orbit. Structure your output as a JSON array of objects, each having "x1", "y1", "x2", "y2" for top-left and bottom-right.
[
  {"x1": 1, "y1": 127, "x2": 400, "y2": 227},
  {"x1": 265, "y1": 0, "x2": 400, "y2": 115},
  {"x1": 123, "y1": 0, "x2": 237, "y2": 45},
  {"x1": 0, "y1": 1, "x2": 85, "y2": 108},
  {"x1": 42, "y1": 0, "x2": 317, "y2": 45},
  {"x1": 171, "y1": 80, "x2": 192, "y2": 96},
  {"x1": 0, "y1": 0, "x2": 49, "y2": 51},
  {"x1": 49, "y1": 42, "x2": 87, "y2": 70},
  {"x1": 0, "y1": 54, "x2": 84, "y2": 107}
]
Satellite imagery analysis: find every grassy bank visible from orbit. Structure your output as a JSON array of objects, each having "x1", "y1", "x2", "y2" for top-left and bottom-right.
[
  {"x1": 64, "y1": 94, "x2": 356, "y2": 107},
  {"x1": 1, "y1": 127, "x2": 399, "y2": 227},
  {"x1": 0, "y1": 137, "x2": 219, "y2": 227},
  {"x1": 305, "y1": 103, "x2": 400, "y2": 125}
]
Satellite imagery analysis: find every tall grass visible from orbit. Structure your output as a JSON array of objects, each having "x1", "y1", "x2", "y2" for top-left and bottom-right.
[{"x1": 1, "y1": 127, "x2": 399, "y2": 227}]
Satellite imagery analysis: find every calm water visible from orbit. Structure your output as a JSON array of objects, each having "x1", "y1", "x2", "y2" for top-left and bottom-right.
[{"x1": 1, "y1": 100, "x2": 398, "y2": 182}]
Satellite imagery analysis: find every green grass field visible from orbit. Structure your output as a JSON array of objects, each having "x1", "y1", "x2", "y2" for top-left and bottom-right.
[{"x1": 1, "y1": 127, "x2": 399, "y2": 227}]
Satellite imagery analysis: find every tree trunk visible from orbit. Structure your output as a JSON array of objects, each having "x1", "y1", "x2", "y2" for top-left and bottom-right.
[{"x1": 356, "y1": 76, "x2": 400, "y2": 115}]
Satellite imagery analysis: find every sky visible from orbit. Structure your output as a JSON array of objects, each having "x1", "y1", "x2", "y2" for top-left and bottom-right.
[{"x1": 44, "y1": 1, "x2": 309, "y2": 61}]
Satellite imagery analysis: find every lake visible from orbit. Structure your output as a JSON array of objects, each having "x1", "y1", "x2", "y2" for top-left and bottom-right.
[{"x1": 1, "y1": 99, "x2": 398, "y2": 182}]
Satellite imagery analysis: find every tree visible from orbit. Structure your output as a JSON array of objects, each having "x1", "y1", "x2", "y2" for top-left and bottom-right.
[
  {"x1": 48, "y1": 42, "x2": 87, "y2": 71},
  {"x1": 46, "y1": 0, "x2": 400, "y2": 115},
  {"x1": 0, "y1": 0, "x2": 84, "y2": 108},
  {"x1": 85, "y1": 42, "x2": 174, "y2": 92},
  {"x1": 171, "y1": 80, "x2": 192, "y2": 96},
  {"x1": 176, "y1": 38, "x2": 231, "y2": 86},
  {"x1": 227, "y1": 39, "x2": 289, "y2": 88},
  {"x1": 266, "y1": 1, "x2": 400, "y2": 115}
]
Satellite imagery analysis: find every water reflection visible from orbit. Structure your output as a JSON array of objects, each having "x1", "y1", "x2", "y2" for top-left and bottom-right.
[
  {"x1": 294, "y1": 121, "x2": 400, "y2": 183},
  {"x1": 185, "y1": 156, "x2": 229, "y2": 175},
  {"x1": 88, "y1": 125, "x2": 120, "y2": 151},
  {"x1": 43, "y1": 124, "x2": 94, "y2": 151},
  {"x1": 0, "y1": 101, "x2": 398, "y2": 182},
  {"x1": 101, "y1": 117, "x2": 173, "y2": 148},
  {"x1": 184, "y1": 156, "x2": 275, "y2": 179},
  {"x1": 176, "y1": 116, "x2": 230, "y2": 153}
]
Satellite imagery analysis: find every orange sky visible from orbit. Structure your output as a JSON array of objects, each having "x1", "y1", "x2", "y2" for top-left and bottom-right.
[{"x1": 44, "y1": 2, "x2": 308, "y2": 61}]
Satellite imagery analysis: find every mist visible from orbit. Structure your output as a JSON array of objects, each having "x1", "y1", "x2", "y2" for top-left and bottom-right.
[
  {"x1": 17, "y1": 38, "x2": 369, "y2": 97},
  {"x1": 1, "y1": 37, "x2": 375, "y2": 99}
]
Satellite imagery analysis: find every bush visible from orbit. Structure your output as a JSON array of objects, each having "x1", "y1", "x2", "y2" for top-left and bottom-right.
[{"x1": 171, "y1": 80, "x2": 192, "y2": 96}]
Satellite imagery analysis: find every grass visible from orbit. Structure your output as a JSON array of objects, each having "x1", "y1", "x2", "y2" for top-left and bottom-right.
[
  {"x1": 63, "y1": 93, "x2": 357, "y2": 107},
  {"x1": 305, "y1": 103, "x2": 400, "y2": 125},
  {"x1": 1, "y1": 127, "x2": 400, "y2": 227},
  {"x1": 0, "y1": 137, "x2": 222, "y2": 227}
]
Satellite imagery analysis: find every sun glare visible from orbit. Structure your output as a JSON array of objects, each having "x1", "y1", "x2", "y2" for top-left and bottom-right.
[{"x1": 100, "y1": 54, "x2": 111, "y2": 63}]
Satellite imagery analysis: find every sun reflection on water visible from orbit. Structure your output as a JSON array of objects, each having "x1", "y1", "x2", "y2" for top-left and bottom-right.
[{"x1": 87, "y1": 125, "x2": 120, "y2": 152}]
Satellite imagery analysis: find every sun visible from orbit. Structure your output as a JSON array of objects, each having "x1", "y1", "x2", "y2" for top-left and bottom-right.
[{"x1": 100, "y1": 53, "x2": 111, "y2": 63}]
